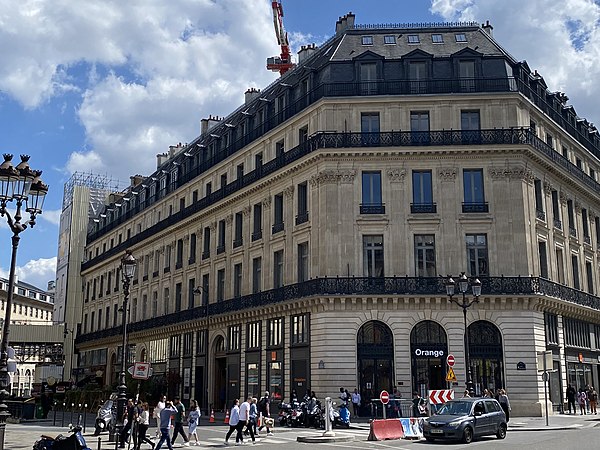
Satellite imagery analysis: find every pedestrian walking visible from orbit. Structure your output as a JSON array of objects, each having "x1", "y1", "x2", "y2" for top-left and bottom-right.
[
  {"x1": 239, "y1": 396, "x2": 255, "y2": 444},
  {"x1": 119, "y1": 399, "x2": 135, "y2": 448},
  {"x1": 153, "y1": 395, "x2": 166, "y2": 439},
  {"x1": 257, "y1": 391, "x2": 272, "y2": 436},
  {"x1": 171, "y1": 396, "x2": 190, "y2": 446},
  {"x1": 351, "y1": 389, "x2": 361, "y2": 418},
  {"x1": 224, "y1": 399, "x2": 241, "y2": 446},
  {"x1": 589, "y1": 387, "x2": 598, "y2": 415},
  {"x1": 577, "y1": 388, "x2": 587, "y2": 415},
  {"x1": 155, "y1": 401, "x2": 177, "y2": 450},
  {"x1": 188, "y1": 399, "x2": 201, "y2": 446},
  {"x1": 498, "y1": 389, "x2": 511, "y2": 422},
  {"x1": 566, "y1": 385, "x2": 576, "y2": 414},
  {"x1": 136, "y1": 402, "x2": 155, "y2": 450},
  {"x1": 248, "y1": 398, "x2": 258, "y2": 437}
]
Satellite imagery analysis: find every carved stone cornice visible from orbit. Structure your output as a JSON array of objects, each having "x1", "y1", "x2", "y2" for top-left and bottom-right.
[
  {"x1": 559, "y1": 191, "x2": 568, "y2": 205},
  {"x1": 242, "y1": 206, "x2": 252, "y2": 217},
  {"x1": 488, "y1": 167, "x2": 534, "y2": 184},
  {"x1": 208, "y1": 221, "x2": 217, "y2": 231},
  {"x1": 386, "y1": 168, "x2": 406, "y2": 183},
  {"x1": 309, "y1": 169, "x2": 357, "y2": 186},
  {"x1": 262, "y1": 197, "x2": 272, "y2": 208},
  {"x1": 543, "y1": 181, "x2": 554, "y2": 194},
  {"x1": 225, "y1": 214, "x2": 233, "y2": 225},
  {"x1": 283, "y1": 186, "x2": 294, "y2": 198},
  {"x1": 339, "y1": 169, "x2": 357, "y2": 184},
  {"x1": 574, "y1": 200, "x2": 582, "y2": 212},
  {"x1": 438, "y1": 168, "x2": 457, "y2": 181}
]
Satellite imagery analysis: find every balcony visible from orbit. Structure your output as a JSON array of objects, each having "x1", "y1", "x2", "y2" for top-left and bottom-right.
[
  {"x1": 360, "y1": 203, "x2": 385, "y2": 214},
  {"x1": 233, "y1": 238, "x2": 243, "y2": 248},
  {"x1": 554, "y1": 218, "x2": 562, "y2": 230},
  {"x1": 536, "y1": 209, "x2": 546, "y2": 221},
  {"x1": 295, "y1": 212, "x2": 309, "y2": 225},
  {"x1": 411, "y1": 203, "x2": 437, "y2": 214},
  {"x1": 272, "y1": 222, "x2": 284, "y2": 234},
  {"x1": 462, "y1": 202, "x2": 489, "y2": 213},
  {"x1": 251, "y1": 230, "x2": 263, "y2": 242}
]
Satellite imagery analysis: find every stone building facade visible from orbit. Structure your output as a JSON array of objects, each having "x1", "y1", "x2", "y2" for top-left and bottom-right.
[{"x1": 75, "y1": 16, "x2": 600, "y2": 416}]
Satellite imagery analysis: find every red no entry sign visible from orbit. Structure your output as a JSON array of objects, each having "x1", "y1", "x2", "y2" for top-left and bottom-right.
[
  {"x1": 380, "y1": 390, "x2": 390, "y2": 404},
  {"x1": 447, "y1": 354, "x2": 455, "y2": 367}
]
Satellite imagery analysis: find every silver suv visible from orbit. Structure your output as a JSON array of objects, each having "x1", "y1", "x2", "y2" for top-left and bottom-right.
[{"x1": 423, "y1": 398, "x2": 507, "y2": 443}]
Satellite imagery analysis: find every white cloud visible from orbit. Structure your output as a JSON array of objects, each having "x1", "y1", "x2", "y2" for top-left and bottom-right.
[
  {"x1": 0, "y1": 256, "x2": 56, "y2": 291},
  {"x1": 430, "y1": 0, "x2": 600, "y2": 122},
  {"x1": 0, "y1": 0, "x2": 281, "y2": 180},
  {"x1": 39, "y1": 208, "x2": 61, "y2": 226}
]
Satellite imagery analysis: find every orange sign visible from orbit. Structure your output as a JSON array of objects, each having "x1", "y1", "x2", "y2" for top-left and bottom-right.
[{"x1": 578, "y1": 353, "x2": 584, "y2": 363}]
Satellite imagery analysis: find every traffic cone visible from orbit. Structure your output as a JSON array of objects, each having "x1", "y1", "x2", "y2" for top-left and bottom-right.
[
  {"x1": 224, "y1": 408, "x2": 230, "y2": 424},
  {"x1": 209, "y1": 408, "x2": 215, "y2": 423}
]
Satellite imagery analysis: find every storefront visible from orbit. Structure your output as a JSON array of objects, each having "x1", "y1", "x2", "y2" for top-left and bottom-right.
[
  {"x1": 410, "y1": 320, "x2": 447, "y2": 397},
  {"x1": 468, "y1": 321, "x2": 504, "y2": 395}
]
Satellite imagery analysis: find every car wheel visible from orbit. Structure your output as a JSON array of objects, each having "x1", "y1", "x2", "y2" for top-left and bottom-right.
[
  {"x1": 425, "y1": 437, "x2": 435, "y2": 442},
  {"x1": 462, "y1": 426, "x2": 473, "y2": 444},
  {"x1": 496, "y1": 423, "x2": 507, "y2": 439}
]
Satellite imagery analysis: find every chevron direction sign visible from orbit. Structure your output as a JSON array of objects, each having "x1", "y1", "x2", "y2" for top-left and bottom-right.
[{"x1": 428, "y1": 389, "x2": 454, "y2": 404}]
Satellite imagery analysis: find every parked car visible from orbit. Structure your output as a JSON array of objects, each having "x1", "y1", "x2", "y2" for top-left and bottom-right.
[{"x1": 422, "y1": 398, "x2": 507, "y2": 444}]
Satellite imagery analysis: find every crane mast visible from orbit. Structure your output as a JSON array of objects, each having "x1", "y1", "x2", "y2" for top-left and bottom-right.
[{"x1": 266, "y1": 1, "x2": 295, "y2": 76}]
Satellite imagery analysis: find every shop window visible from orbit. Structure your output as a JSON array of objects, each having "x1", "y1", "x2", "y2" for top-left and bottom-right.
[
  {"x1": 169, "y1": 335, "x2": 181, "y2": 358},
  {"x1": 228, "y1": 325, "x2": 241, "y2": 352},
  {"x1": 468, "y1": 321, "x2": 504, "y2": 395},
  {"x1": 291, "y1": 314, "x2": 309, "y2": 345},
  {"x1": 183, "y1": 332, "x2": 193, "y2": 356},
  {"x1": 247, "y1": 321, "x2": 261, "y2": 350},
  {"x1": 268, "y1": 318, "x2": 283, "y2": 348}
]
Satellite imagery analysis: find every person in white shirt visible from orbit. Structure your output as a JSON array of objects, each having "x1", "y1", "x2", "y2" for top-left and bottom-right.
[
  {"x1": 351, "y1": 389, "x2": 361, "y2": 418},
  {"x1": 136, "y1": 402, "x2": 154, "y2": 450},
  {"x1": 188, "y1": 399, "x2": 201, "y2": 446},
  {"x1": 224, "y1": 399, "x2": 241, "y2": 446},
  {"x1": 238, "y1": 396, "x2": 255, "y2": 443},
  {"x1": 153, "y1": 395, "x2": 166, "y2": 439}
]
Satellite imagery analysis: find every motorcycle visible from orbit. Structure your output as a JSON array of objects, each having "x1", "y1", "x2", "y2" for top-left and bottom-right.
[
  {"x1": 289, "y1": 401, "x2": 304, "y2": 427},
  {"x1": 330, "y1": 401, "x2": 351, "y2": 428},
  {"x1": 278, "y1": 402, "x2": 293, "y2": 427},
  {"x1": 33, "y1": 425, "x2": 92, "y2": 450},
  {"x1": 94, "y1": 397, "x2": 116, "y2": 436},
  {"x1": 305, "y1": 399, "x2": 323, "y2": 428}
]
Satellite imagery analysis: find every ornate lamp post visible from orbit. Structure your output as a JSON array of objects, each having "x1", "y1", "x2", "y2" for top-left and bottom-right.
[
  {"x1": 446, "y1": 273, "x2": 481, "y2": 397},
  {"x1": 0, "y1": 154, "x2": 48, "y2": 450},
  {"x1": 115, "y1": 250, "x2": 136, "y2": 446}
]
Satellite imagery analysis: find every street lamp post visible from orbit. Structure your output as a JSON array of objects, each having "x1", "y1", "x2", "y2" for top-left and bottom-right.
[
  {"x1": 0, "y1": 154, "x2": 48, "y2": 450},
  {"x1": 115, "y1": 250, "x2": 136, "y2": 447},
  {"x1": 446, "y1": 273, "x2": 481, "y2": 397}
]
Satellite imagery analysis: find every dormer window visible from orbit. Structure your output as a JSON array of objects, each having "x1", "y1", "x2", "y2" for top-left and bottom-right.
[
  {"x1": 171, "y1": 168, "x2": 178, "y2": 185},
  {"x1": 432, "y1": 34, "x2": 443, "y2": 43},
  {"x1": 362, "y1": 35, "x2": 373, "y2": 45},
  {"x1": 384, "y1": 35, "x2": 396, "y2": 45},
  {"x1": 407, "y1": 35, "x2": 420, "y2": 44},
  {"x1": 160, "y1": 176, "x2": 167, "y2": 191},
  {"x1": 455, "y1": 33, "x2": 467, "y2": 42},
  {"x1": 150, "y1": 184, "x2": 156, "y2": 197}
]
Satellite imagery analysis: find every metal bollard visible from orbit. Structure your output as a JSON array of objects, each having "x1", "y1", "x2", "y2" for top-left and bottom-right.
[
  {"x1": 322, "y1": 396, "x2": 335, "y2": 437},
  {"x1": 53, "y1": 401, "x2": 57, "y2": 427},
  {"x1": 71, "y1": 403, "x2": 75, "y2": 427},
  {"x1": 84, "y1": 403, "x2": 88, "y2": 434},
  {"x1": 61, "y1": 402, "x2": 66, "y2": 427},
  {"x1": 98, "y1": 436, "x2": 102, "y2": 450}
]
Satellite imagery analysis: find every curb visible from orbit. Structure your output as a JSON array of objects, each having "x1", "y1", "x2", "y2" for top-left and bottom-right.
[{"x1": 297, "y1": 433, "x2": 354, "y2": 443}]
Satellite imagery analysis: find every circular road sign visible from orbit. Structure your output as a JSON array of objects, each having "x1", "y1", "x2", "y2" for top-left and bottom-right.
[
  {"x1": 447, "y1": 354, "x2": 456, "y2": 367},
  {"x1": 380, "y1": 390, "x2": 390, "y2": 405}
]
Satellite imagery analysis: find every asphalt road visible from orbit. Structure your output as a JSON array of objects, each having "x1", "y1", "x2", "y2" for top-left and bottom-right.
[{"x1": 6, "y1": 421, "x2": 599, "y2": 450}]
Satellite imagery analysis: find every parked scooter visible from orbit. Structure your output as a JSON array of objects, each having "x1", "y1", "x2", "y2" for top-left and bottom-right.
[
  {"x1": 278, "y1": 402, "x2": 293, "y2": 427},
  {"x1": 94, "y1": 397, "x2": 116, "y2": 435},
  {"x1": 330, "y1": 401, "x2": 351, "y2": 428},
  {"x1": 33, "y1": 425, "x2": 92, "y2": 450},
  {"x1": 305, "y1": 398, "x2": 323, "y2": 428}
]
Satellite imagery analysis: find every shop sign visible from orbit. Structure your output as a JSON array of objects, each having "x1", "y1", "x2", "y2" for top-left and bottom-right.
[{"x1": 414, "y1": 348, "x2": 444, "y2": 358}]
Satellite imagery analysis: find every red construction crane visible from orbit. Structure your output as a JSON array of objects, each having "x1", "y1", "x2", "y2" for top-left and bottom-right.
[{"x1": 266, "y1": 1, "x2": 295, "y2": 76}]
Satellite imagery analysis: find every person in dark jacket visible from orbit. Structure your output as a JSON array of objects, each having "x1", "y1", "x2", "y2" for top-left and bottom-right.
[{"x1": 566, "y1": 384, "x2": 576, "y2": 414}]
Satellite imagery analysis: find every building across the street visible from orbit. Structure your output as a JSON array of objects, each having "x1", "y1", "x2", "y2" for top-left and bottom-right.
[
  {"x1": 0, "y1": 277, "x2": 55, "y2": 397},
  {"x1": 74, "y1": 14, "x2": 600, "y2": 416}
]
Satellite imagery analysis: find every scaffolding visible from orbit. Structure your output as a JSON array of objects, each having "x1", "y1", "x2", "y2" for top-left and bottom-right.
[{"x1": 62, "y1": 171, "x2": 123, "y2": 211}]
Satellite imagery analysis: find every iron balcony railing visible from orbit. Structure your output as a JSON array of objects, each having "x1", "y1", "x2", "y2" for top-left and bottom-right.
[
  {"x1": 75, "y1": 276, "x2": 600, "y2": 344},
  {"x1": 82, "y1": 127, "x2": 600, "y2": 272},
  {"x1": 411, "y1": 203, "x2": 437, "y2": 214},
  {"x1": 360, "y1": 203, "x2": 386, "y2": 214},
  {"x1": 536, "y1": 209, "x2": 546, "y2": 221}
]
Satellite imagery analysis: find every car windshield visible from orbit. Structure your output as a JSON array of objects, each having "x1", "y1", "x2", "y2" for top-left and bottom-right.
[{"x1": 435, "y1": 401, "x2": 471, "y2": 416}]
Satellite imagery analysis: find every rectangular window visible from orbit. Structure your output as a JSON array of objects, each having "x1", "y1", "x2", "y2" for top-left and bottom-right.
[
  {"x1": 183, "y1": 332, "x2": 193, "y2": 356},
  {"x1": 556, "y1": 248, "x2": 565, "y2": 284},
  {"x1": 188, "y1": 278, "x2": 195, "y2": 309},
  {"x1": 407, "y1": 34, "x2": 420, "y2": 44},
  {"x1": 275, "y1": 140, "x2": 285, "y2": 158},
  {"x1": 164, "y1": 245, "x2": 172, "y2": 271},
  {"x1": 546, "y1": 134, "x2": 554, "y2": 149},
  {"x1": 551, "y1": 190, "x2": 561, "y2": 229},
  {"x1": 202, "y1": 226, "x2": 211, "y2": 259},
  {"x1": 360, "y1": 62, "x2": 377, "y2": 94},
  {"x1": 252, "y1": 203, "x2": 262, "y2": 241},
  {"x1": 220, "y1": 173, "x2": 227, "y2": 189},
  {"x1": 234, "y1": 212, "x2": 243, "y2": 247},
  {"x1": 544, "y1": 313, "x2": 559, "y2": 346},
  {"x1": 252, "y1": 257, "x2": 262, "y2": 293},
  {"x1": 247, "y1": 321, "x2": 261, "y2": 349},
  {"x1": 196, "y1": 330, "x2": 206, "y2": 355},
  {"x1": 189, "y1": 233, "x2": 197, "y2": 263},
  {"x1": 409, "y1": 62, "x2": 426, "y2": 93},
  {"x1": 459, "y1": 60, "x2": 475, "y2": 91},
  {"x1": 460, "y1": 110, "x2": 480, "y2": 143},
  {"x1": 298, "y1": 242, "x2": 309, "y2": 283},
  {"x1": 176, "y1": 239, "x2": 184, "y2": 268},
  {"x1": 586, "y1": 261, "x2": 594, "y2": 294},
  {"x1": 463, "y1": 169, "x2": 487, "y2": 212},
  {"x1": 169, "y1": 335, "x2": 180, "y2": 358},
  {"x1": 361, "y1": 171, "x2": 383, "y2": 214},
  {"x1": 361, "y1": 112, "x2": 380, "y2": 133},
  {"x1": 201, "y1": 274, "x2": 209, "y2": 305},
  {"x1": 299, "y1": 126, "x2": 308, "y2": 144},
  {"x1": 576, "y1": 158, "x2": 582, "y2": 169},
  {"x1": 228, "y1": 325, "x2": 240, "y2": 351},
  {"x1": 237, "y1": 163, "x2": 244, "y2": 180},
  {"x1": 431, "y1": 34, "x2": 443, "y2": 43},
  {"x1": 234, "y1": 263, "x2": 242, "y2": 298},
  {"x1": 175, "y1": 282, "x2": 182, "y2": 311},
  {"x1": 562, "y1": 146, "x2": 569, "y2": 159},
  {"x1": 273, "y1": 193, "x2": 284, "y2": 233},
  {"x1": 274, "y1": 250, "x2": 284, "y2": 288},
  {"x1": 217, "y1": 219, "x2": 226, "y2": 253},
  {"x1": 255, "y1": 152, "x2": 263, "y2": 171},
  {"x1": 567, "y1": 200, "x2": 576, "y2": 236},
  {"x1": 534, "y1": 179, "x2": 545, "y2": 220},
  {"x1": 411, "y1": 170, "x2": 434, "y2": 213},
  {"x1": 571, "y1": 254, "x2": 580, "y2": 290},
  {"x1": 361, "y1": 35, "x2": 373, "y2": 45},
  {"x1": 466, "y1": 234, "x2": 489, "y2": 276},
  {"x1": 363, "y1": 235, "x2": 384, "y2": 277},
  {"x1": 296, "y1": 182, "x2": 308, "y2": 224},
  {"x1": 152, "y1": 291, "x2": 158, "y2": 317},
  {"x1": 206, "y1": 182, "x2": 212, "y2": 196},
  {"x1": 410, "y1": 111, "x2": 430, "y2": 143},
  {"x1": 383, "y1": 35, "x2": 396, "y2": 44},
  {"x1": 291, "y1": 313, "x2": 309, "y2": 345},
  {"x1": 268, "y1": 318, "x2": 283, "y2": 347},
  {"x1": 217, "y1": 269, "x2": 225, "y2": 301},
  {"x1": 455, "y1": 33, "x2": 467, "y2": 42},
  {"x1": 539, "y1": 241, "x2": 548, "y2": 278},
  {"x1": 414, "y1": 234, "x2": 436, "y2": 277},
  {"x1": 564, "y1": 317, "x2": 591, "y2": 348},
  {"x1": 582, "y1": 208, "x2": 590, "y2": 241},
  {"x1": 596, "y1": 217, "x2": 600, "y2": 248}
]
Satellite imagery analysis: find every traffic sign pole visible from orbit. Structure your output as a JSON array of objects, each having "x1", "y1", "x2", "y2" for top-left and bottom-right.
[{"x1": 380, "y1": 390, "x2": 389, "y2": 419}]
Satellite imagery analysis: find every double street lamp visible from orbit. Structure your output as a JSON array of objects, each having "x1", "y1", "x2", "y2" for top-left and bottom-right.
[
  {"x1": 0, "y1": 154, "x2": 48, "y2": 450},
  {"x1": 115, "y1": 250, "x2": 137, "y2": 446},
  {"x1": 446, "y1": 273, "x2": 481, "y2": 397}
]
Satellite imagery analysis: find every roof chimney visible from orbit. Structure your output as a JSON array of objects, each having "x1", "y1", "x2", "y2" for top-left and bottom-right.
[
  {"x1": 156, "y1": 152, "x2": 169, "y2": 169},
  {"x1": 336, "y1": 12, "x2": 354, "y2": 34},
  {"x1": 482, "y1": 20, "x2": 493, "y2": 36},
  {"x1": 298, "y1": 43, "x2": 318, "y2": 64},
  {"x1": 245, "y1": 87, "x2": 261, "y2": 105},
  {"x1": 169, "y1": 142, "x2": 184, "y2": 158},
  {"x1": 130, "y1": 174, "x2": 144, "y2": 188},
  {"x1": 200, "y1": 115, "x2": 223, "y2": 134}
]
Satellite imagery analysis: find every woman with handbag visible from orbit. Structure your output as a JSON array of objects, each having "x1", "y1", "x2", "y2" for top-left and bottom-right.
[{"x1": 188, "y1": 400, "x2": 201, "y2": 446}]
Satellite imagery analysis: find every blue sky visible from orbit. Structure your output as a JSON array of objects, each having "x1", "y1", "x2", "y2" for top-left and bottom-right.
[{"x1": 1, "y1": 0, "x2": 600, "y2": 290}]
